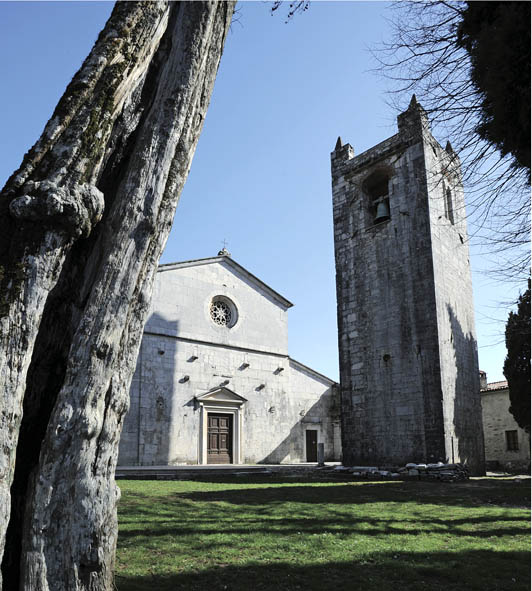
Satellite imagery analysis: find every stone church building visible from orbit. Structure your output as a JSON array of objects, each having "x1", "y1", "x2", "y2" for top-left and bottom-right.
[
  {"x1": 118, "y1": 98, "x2": 488, "y2": 473},
  {"x1": 118, "y1": 251, "x2": 340, "y2": 466},
  {"x1": 331, "y1": 96, "x2": 485, "y2": 474},
  {"x1": 480, "y1": 371, "x2": 530, "y2": 472}
]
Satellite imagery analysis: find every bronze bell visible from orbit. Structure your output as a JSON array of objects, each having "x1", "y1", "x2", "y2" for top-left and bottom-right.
[{"x1": 374, "y1": 200, "x2": 390, "y2": 224}]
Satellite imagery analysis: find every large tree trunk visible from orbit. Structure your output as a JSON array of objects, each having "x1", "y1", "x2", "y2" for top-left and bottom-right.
[{"x1": 0, "y1": 2, "x2": 234, "y2": 589}]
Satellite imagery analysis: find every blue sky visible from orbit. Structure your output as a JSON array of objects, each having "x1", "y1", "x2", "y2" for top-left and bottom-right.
[{"x1": 0, "y1": 1, "x2": 522, "y2": 382}]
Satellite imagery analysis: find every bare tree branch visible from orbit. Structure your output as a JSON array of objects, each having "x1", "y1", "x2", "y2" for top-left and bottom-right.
[{"x1": 372, "y1": 0, "x2": 530, "y2": 282}]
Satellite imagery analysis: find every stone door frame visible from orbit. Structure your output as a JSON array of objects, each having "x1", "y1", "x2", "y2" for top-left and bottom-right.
[{"x1": 196, "y1": 387, "x2": 247, "y2": 465}]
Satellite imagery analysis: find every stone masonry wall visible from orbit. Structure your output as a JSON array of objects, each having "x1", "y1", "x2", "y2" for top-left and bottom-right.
[
  {"x1": 423, "y1": 138, "x2": 485, "y2": 474},
  {"x1": 146, "y1": 258, "x2": 289, "y2": 355},
  {"x1": 481, "y1": 387, "x2": 530, "y2": 470},
  {"x1": 118, "y1": 335, "x2": 339, "y2": 464}
]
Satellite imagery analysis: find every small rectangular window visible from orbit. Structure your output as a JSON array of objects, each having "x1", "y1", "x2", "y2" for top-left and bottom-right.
[{"x1": 505, "y1": 430, "x2": 519, "y2": 451}]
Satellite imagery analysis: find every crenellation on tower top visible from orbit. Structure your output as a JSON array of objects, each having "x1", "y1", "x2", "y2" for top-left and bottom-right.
[
  {"x1": 331, "y1": 139, "x2": 354, "y2": 163},
  {"x1": 397, "y1": 93, "x2": 431, "y2": 135}
]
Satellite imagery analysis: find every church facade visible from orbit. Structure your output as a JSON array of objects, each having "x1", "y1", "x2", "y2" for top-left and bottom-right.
[
  {"x1": 331, "y1": 97, "x2": 485, "y2": 474},
  {"x1": 118, "y1": 252, "x2": 341, "y2": 466}
]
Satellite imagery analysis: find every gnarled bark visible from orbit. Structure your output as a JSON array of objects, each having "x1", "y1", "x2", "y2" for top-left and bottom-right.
[{"x1": 0, "y1": 2, "x2": 234, "y2": 589}]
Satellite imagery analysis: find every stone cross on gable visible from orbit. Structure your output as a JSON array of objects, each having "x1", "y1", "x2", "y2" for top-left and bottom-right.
[{"x1": 218, "y1": 239, "x2": 231, "y2": 257}]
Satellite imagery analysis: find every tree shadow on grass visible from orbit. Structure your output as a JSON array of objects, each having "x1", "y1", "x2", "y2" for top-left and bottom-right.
[
  {"x1": 119, "y1": 478, "x2": 531, "y2": 511},
  {"x1": 117, "y1": 480, "x2": 530, "y2": 544},
  {"x1": 114, "y1": 549, "x2": 531, "y2": 591},
  {"x1": 117, "y1": 515, "x2": 530, "y2": 544},
  {"x1": 132, "y1": 473, "x2": 530, "y2": 491}
]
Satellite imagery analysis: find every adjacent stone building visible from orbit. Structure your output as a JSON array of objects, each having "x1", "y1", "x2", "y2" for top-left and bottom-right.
[
  {"x1": 331, "y1": 96, "x2": 485, "y2": 474},
  {"x1": 480, "y1": 371, "x2": 530, "y2": 472},
  {"x1": 118, "y1": 251, "x2": 340, "y2": 466}
]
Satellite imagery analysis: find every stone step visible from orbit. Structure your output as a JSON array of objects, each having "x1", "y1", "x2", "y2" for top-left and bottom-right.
[{"x1": 115, "y1": 463, "x2": 325, "y2": 480}]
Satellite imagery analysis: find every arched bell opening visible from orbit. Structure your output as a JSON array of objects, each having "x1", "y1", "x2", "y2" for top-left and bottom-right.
[{"x1": 363, "y1": 169, "x2": 392, "y2": 225}]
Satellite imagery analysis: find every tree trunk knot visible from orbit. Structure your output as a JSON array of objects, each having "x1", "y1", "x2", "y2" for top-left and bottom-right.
[{"x1": 9, "y1": 180, "x2": 104, "y2": 239}]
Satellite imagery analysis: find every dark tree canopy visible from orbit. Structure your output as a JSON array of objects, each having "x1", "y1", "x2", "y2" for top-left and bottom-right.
[
  {"x1": 503, "y1": 281, "x2": 531, "y2": 434},
  {"x1": 457, "y1": 1, "x2": 531, "y2": 178}
]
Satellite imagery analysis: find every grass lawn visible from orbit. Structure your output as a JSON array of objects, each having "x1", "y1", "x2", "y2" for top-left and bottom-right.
[{"x1": 115, "y1": 475, "x2": 530, "y2": 591}]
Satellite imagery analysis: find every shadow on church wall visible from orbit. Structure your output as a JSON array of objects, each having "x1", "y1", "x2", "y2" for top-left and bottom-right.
[
  {"x1": 257, "y1": 386, "x2": 341, "y2": 464},
  {"x1": 447, "y1": 304, "x2": 485, "y2": 475},
  {"x1": 119, "y1": 312, "x2": 181, "y2": 466}
]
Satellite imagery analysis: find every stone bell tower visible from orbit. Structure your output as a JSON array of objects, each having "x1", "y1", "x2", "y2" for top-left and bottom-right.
[{"x1": 331, "y1": 96, "x2": 485, "y2": 474}]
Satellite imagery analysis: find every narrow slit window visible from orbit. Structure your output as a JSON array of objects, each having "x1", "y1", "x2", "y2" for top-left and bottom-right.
[{"x1": 445, "y1": 187, "x2": 454, "y2": 225}]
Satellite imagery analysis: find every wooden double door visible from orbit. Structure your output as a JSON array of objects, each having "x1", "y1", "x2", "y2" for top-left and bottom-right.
[{"x1": 207, "y1": 413, "x2": 233, "y2": 464}]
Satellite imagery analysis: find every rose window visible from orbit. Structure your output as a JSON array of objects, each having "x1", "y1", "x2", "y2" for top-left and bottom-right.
[
  {"x1": 210, "y1": 300, "x2": 232, "y2": 326},
  {"x1": 209, "y1": 296, "x2": 238, "y2": 328}
]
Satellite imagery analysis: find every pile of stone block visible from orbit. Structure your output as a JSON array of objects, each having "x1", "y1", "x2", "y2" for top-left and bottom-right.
[
  {"x1": 397, "y1": 462, "x2": 469, "y2": 481},
  {"x1": 332, "y1": 462, "x2": 469, "y2": 482},
  {"x1": 333, "y1": 465, "x2": 400, "y2": 478}
]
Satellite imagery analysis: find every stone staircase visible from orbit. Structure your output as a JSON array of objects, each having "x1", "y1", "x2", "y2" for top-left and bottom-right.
[{"x1": 115, "y1": 463, "x2": 329, "y2": 480}]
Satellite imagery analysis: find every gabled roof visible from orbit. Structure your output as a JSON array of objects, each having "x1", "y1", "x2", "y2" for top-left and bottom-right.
[
  {"x1": 289, "y1": 357, "x2": 337, "y2": 386},
  {"x1": 158, "y1": 255, "x2": 293, "y2": 310},
  {"x1": 196, "y1": 387, "x2": 247, "y2": 405}
]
